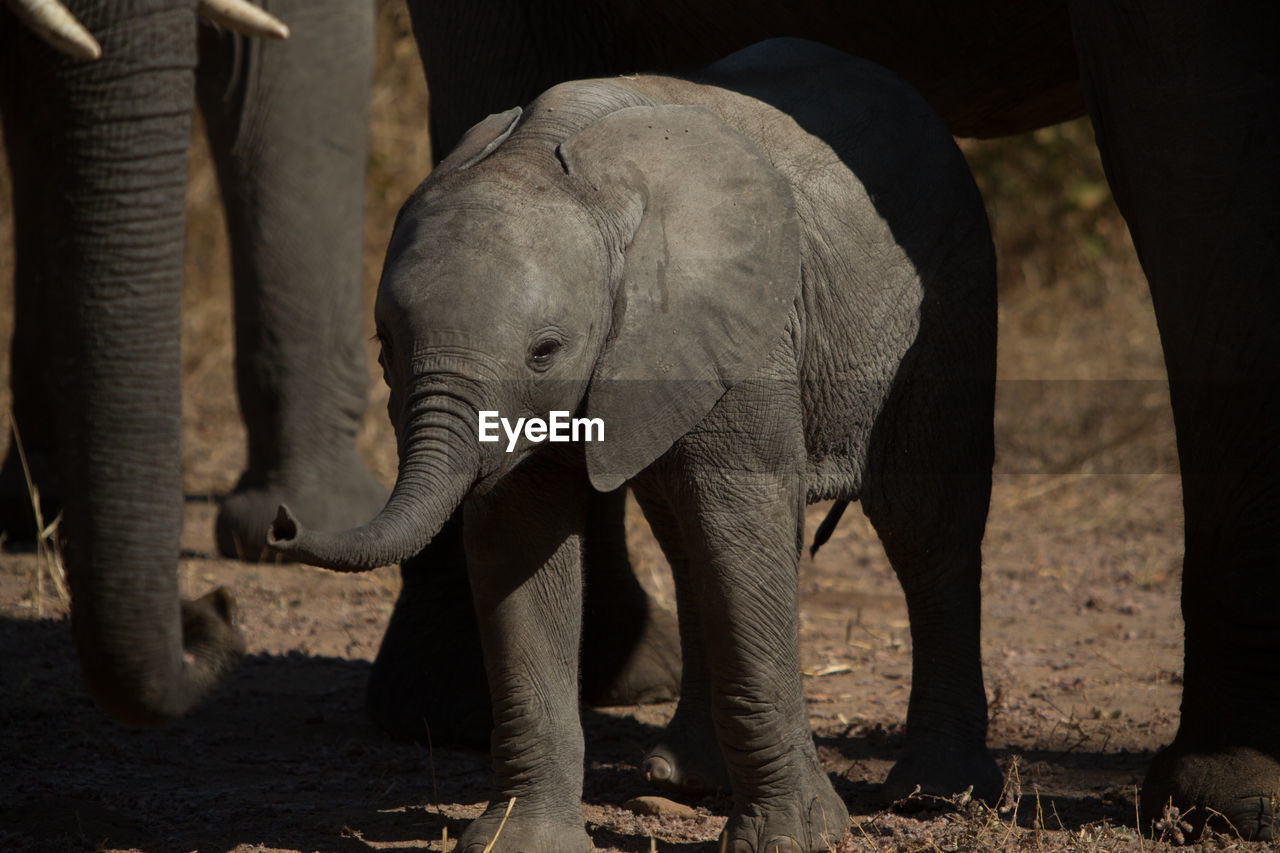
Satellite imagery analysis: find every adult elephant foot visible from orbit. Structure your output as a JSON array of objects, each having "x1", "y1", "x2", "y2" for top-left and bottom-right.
[
  {"x1": 720, "y1": 757, "x2": 849, "y2": 853},
  {"x1": 1141, "y1": 742, "x2": 1278, "y2": 841},
  {"x1": 455, "y1": 804, "x2": 591, "y2": 853},
  {"x1": 881, "y1": 732, "x2": 1003, "y2": 808},
  {"x1": 365, "y1": 523, "x2": 492, "y2": 749},
  {"x1": 642, "y1": 702, "x2": 730, "y2": 795},
  {"x1": 214, "y1": 450, "x2": 387, "y2": 562}
]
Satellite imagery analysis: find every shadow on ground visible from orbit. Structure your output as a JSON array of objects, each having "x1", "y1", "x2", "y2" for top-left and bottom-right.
[
  {"x1": 3, "y1": 611, "x2": 1170, "y2": 850},
  {"x1": 1, "y1": 616, "x2": 489, "y2": 852}
]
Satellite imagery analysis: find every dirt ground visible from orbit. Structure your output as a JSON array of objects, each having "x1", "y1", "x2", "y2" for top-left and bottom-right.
[{"x1": 1, "y1": 6, "x2": 1263, "y2": 852}]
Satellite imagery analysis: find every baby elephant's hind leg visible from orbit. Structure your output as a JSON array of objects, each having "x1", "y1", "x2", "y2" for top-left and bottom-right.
[
  {"x1": 630, "y1": 491, "x2": 730, "y2": 796},
  {"x1": 861, "y1": 331, "x2": 1001, "y2": 807},
  {"x1": 579, "y1": 489, "x2": 683, "y2": 708}
]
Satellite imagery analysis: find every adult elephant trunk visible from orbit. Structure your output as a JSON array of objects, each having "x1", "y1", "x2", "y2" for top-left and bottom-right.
[
  {"x1": 269, "y1": 407, "x2": 480, "y2": 571},
  {"x1": 2, "y1": 0, "x2": 243, "y2": 725}
]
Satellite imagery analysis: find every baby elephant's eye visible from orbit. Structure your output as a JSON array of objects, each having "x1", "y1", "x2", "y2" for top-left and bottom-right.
[{"x1": 528, "y1": 338, "x2": 562, "y2": 368}]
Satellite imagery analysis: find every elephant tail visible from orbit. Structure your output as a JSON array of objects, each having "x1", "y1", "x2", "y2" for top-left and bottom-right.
[{"x1": 809, "y1": 499, "x2": 850, "y2": 558}]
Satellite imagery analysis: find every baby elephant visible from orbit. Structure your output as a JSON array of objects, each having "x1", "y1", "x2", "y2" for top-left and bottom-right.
[{"x1": 272, "y1": 37, "x2": 996, "y2": 853}]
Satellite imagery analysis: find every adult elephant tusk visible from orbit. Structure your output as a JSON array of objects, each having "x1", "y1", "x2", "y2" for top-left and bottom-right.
[
  {"x1": 4, "y1": 0, "x2": 102, "y2": 61},
  {"x1": 197, "y1": 0, "x2": 290, "y2": 41},
  {"x1": 5, "y1": 0, "x2": 288, "y2": 62}
]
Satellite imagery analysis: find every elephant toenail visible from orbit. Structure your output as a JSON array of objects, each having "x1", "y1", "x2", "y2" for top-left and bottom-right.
[
  {"x1": 643, "y1": 754, "x2": 673, "y2": 782},
  {"x1": 765, "y1": 836, "x2": 801, "y2": 853}
]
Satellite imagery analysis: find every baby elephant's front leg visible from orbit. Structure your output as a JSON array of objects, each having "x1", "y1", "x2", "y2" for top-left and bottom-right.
[
  {"x1": 457, "y1": 458, "x2": 592, "y2": 853},
  {"x1": 649, "y1": 464, "x2": 849, "y2": 853}
]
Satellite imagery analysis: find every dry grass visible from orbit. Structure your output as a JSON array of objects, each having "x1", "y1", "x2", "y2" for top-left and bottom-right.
[
  {"x1": 828, "y1": 755, "x2": 1264, "y2": 851},
  {"x1": 6, "y1": 414, "x2": 67, "y2": 616}
]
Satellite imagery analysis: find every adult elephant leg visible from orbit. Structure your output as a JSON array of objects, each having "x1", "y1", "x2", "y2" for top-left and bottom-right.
[
  {"x1": 0, "y1": 0, "x2": 242, "y2": 724},
  {"x1": 195, "y1": 0, "x2": 386, "y2": 561},
  {"x1": 1072, "y1": 2, "x2": 1279, "y2": 839}
]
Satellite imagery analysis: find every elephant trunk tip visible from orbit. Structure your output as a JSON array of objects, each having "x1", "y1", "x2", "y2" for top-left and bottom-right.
[
  {"x1": 266, "y1": 503, "x2": 328, "y2": 565},
  {"x1": 268, "y1": 445, "x2": 476, "y2": 572},
  {"x1": 75, "y1": 586, "x2": 246, "y2": 727},
  {"x1": 267, "y1": 504, "x2": 301, "y2": 549},
  {"x1": 265, "y1": 503, "x2": 391, "y2": 573}
]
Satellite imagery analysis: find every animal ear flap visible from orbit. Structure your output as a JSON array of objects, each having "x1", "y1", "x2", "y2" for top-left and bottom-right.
[
  {"x1": 433, "y1": 106, "x2": 522, "y2": 176},
  {"x1": 558, "y1": 105, "x2": 801, "y2": 492}
]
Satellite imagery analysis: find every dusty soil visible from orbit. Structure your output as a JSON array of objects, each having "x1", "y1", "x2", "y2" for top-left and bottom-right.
[
  {"x1": 1, "y1": 5, "x2": 1263, "y2": 852},
  {"x1": 1, "y1": 471, "x2": 1191, "y2": 853}
]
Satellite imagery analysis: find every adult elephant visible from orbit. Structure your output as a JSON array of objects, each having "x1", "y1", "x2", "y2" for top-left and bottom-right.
[
  {"x1": 0, "y1": 0, "x2": 387, "y2": 723},
  {"x1": 381, "y1": 0, "x2": 1277, "y2": 839}
]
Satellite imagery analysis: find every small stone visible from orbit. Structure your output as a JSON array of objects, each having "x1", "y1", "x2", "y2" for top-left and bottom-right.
[{"x1": 623, "y1": 796, "x2": 697, "y2": 819}]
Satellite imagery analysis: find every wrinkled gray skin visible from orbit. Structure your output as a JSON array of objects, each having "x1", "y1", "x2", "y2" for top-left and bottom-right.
[
  {"x1": 273, "y1": 40, "x2": 998, "y2": 853},
  {"x1": 0, "y1": 0, "x2": 386, "y2": 724},
  {"x1": 394, "y1": 0, "x2": 1279, "y2": 839}
]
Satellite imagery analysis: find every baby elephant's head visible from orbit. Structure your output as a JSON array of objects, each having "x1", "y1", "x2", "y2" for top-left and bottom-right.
[{"x1": 270, "y1": 84, "x2": 801, "y2": 571}]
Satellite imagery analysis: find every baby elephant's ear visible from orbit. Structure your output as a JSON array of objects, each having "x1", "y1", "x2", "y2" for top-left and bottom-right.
[
  {"x1": 559, "y1": 104, "x2": 801, "y2": 492},
  {"x1": 433, "y1": 106, "x2": 522, "y2": 176}
]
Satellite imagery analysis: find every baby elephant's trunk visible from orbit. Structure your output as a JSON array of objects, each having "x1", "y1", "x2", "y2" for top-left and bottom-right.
[{"x1": 268, "y1": 436, "x2": 477, "y2": 571}]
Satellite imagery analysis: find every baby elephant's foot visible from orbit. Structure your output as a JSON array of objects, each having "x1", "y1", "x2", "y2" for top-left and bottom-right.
[
  {"x1": 642, "y1": 708, "x2": 730, "y2": 795},
  {"x1": 1141, "y1": 743, "x2": 1278, "y2": 841},
  {"x1": 456, "y1": 803, "x2": 591, "y2": 853},
  {"x1": 881, "y1": 733, "x2": 1002, "y2": 808},
  {"x1": 721, "y1": 763, "x2": 849, "y2": 853},
  {"x1": 215, "y1": 451, "x2": 387, "y2": 561}
]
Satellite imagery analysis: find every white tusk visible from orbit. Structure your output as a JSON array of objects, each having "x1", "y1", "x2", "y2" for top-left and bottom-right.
[
  {"x1": 197, "y1": 0, "x2": 289, "y2": 40},
  {"x1": 5, "y1": 0, "x2": 102, "y2": 61}
]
